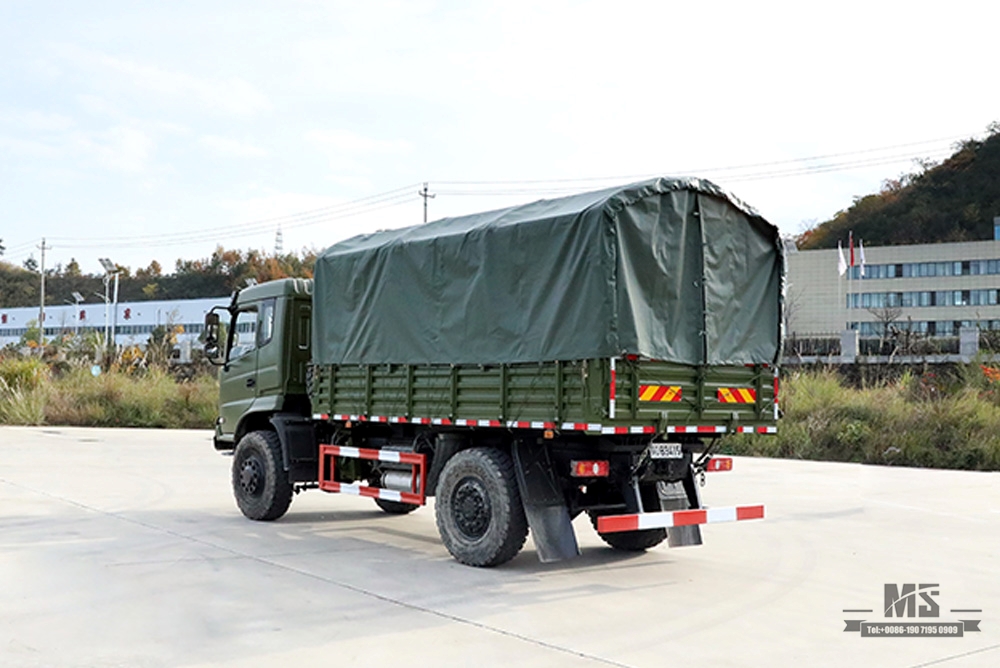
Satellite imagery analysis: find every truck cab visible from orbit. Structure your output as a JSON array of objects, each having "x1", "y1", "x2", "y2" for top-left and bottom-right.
[{"x1": 212, "y1": 278, "x2": 314, "y2": 451}]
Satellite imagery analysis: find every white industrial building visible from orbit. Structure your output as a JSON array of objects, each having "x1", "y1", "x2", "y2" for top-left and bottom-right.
[
  {"x1": 786, "y1": 238, "x2": 1000, "y2": 338},
  {"x1": 0, "y1": 296, "x2": 229, "y2": 349}
]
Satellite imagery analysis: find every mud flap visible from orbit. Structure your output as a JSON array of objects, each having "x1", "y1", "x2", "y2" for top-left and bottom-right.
[
  {"x1": 512, "y1": 441, "x2": 580, "y2": 563},
  {"x1": 658, "y1": 467, "x2": 704, "y2": 547},
  {"x1": 427, "y1": 433, "x2": 464, "y2": 496},
  {"x1": 270, "y1": 414, "x2": 318, "y2": 483}
]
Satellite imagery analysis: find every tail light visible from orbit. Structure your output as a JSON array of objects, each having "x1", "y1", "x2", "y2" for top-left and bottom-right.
[
  {"x1": 705, "y1": 457, "x2": 733, "y2": 472},
  {"x1": 570, "y1": 460, "x2": 610, "y2": 477}
]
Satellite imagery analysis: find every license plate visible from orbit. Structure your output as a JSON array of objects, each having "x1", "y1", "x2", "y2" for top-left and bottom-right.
[{"x1": 648, "y1": 442, "x2": 683, "y2": 459}]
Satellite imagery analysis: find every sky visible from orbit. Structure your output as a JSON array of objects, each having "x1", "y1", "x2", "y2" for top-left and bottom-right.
[{"x1": 1, "y1": 0, "x2": 999, "y2": 277}]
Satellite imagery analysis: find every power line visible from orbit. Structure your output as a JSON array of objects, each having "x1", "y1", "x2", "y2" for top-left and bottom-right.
[
  {"x1": 434, "y1": 132, "x2": 974, "y2": 187},
  {"x1": 434, "y1": 147, "x2": 956, "y2": 198},
  {"x1": 47, "y1": 184, "x2": 422, "y2": 245},
  {"x1": 722, "y1": 149, "x2": 954, "y2": 183},
  {"x1": 50, "y1": 190, "x2": 420, "y2": 249},
  {"x1": 54, "y1": 194, "x2": 420, "y2": 250}
]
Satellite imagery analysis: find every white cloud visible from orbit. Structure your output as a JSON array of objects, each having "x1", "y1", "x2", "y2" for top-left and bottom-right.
[
  {"x1": 61, "y1": 47, "x2": 271, "y2": 116},
  {"x1": 199, "y1": 135, "x2": 267, "y2": 158},
  {"x1": 0, "y1": 134, "x2": 62, "y2": 158},
  {"x1": 75, "y1": 94, "x2": 123, "y2": 118},
  {"x1": 73, "y1": 126, "x2": 154, "y2": 172},
  {"x1": 304, "y1": 129, "x2": 412, "y2": 177},
  {"x1": 0, "y1": 109, "x2": 77, "y2": 133},
  {"x1": 218, "y1": 189, "x2": 344, "y2": 224},
  {"x1": 305, "y1": 129, "x2": 411, "y2": 155}
]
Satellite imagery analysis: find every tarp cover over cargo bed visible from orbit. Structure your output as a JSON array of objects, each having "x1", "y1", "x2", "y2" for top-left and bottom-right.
[{"x1": 313, "y1": 177, "x2": 784, "y2": 366}]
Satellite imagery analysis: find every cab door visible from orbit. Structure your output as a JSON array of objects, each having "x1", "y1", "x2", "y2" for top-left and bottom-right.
[
  {"x1": 254, "y1": 298, "x2": 281, "y2": 395},
  {"x1": 219, "y1": 305, "x2": 259, "y2": 440}
]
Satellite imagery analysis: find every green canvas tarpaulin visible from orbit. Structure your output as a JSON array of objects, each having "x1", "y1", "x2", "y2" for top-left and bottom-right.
[{"x1": 313, "y1": 177, "x2": 784, "y2": 366}]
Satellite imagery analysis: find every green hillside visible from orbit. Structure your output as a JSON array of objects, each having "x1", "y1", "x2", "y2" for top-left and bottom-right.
[{"x1": 798, "y1": 124, "x2": 1000, "y2": 249}]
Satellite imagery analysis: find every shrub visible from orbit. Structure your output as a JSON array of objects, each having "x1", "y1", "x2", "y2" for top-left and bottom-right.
[
  {"x1": 0, "y1": 357, "x2": 218, "y2": 430},
  {"x1": 0, "y1": 356, "x2": 49, "y2": 391}
]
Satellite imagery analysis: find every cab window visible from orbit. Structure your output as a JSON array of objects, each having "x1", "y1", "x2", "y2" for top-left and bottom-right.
[
  {"x1": 230, "y1": 307, "x2": 258, "y2": 360},
  {"x1": 258, "y1": 298, "x2": 276, "y2": 347}
]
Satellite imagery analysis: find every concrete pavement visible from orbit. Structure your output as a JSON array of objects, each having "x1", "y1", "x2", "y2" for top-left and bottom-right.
[{"x1": 1, "y1": 426, "x2": 998, "y2": 667}]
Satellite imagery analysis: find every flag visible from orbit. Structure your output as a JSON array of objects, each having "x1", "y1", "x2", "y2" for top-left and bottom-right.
[
  {"x1": 837, "y1": 241, "x2": 847, "y2": 277},
  {"x1": 849, "y1": 231, "x2": 855, "y2": 267},
  {"x1": 859, "y1": 239, "x2": 866, "y2": 277}
]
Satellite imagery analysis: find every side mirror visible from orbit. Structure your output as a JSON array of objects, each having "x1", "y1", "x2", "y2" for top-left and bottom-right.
[{"x1": 204, "y1": 311, "x2": 222, "y2": 361}]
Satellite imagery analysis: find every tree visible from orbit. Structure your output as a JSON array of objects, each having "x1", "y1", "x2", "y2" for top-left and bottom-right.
[
  {"x1": 0, "y1": 238, "x2": 5, "y2": 256},
  {"x1": 866, "y1": 305, "x2": 904, "y2": 356},
  {"x1": 23, "y1": 256, "x2": 38, "y2": 272},
  {"x1": 136, "y1": 260, "x2": 162, "y2": 279},
  {"x1": 866, "y1": 305, "x2": 903, "y2": 337}
]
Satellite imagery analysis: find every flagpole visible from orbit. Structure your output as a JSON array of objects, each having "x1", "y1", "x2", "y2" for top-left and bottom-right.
[
  {"x1": 839, "y1": 262, "x2": 843, "y2": 332},
  {"x1": 837, "y1": 241, "x2": 846, "y2": 334},
  {"x1": 848, "y1": 231, "x2": 854, "y2": 334}
]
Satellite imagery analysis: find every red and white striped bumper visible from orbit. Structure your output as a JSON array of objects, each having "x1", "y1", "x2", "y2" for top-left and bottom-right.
[{"x1": 596, "y1": 504, "x2": 765, "y2": 534}]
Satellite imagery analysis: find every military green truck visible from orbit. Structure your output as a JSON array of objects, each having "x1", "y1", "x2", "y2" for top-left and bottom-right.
[{"x1": 205, "y1": 177, "x2": 782, "y2": 567}]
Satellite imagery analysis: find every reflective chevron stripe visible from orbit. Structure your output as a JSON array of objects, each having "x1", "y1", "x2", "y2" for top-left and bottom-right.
[
  {"x1": 638, "y1": 384, "x2": 682, "y2": 402},
  {"x1": 717, "y1": 387, "x2": 757, "y2": 403}
]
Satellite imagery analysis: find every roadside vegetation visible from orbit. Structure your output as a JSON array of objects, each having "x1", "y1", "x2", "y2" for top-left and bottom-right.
[
  {"x1": 722, "y1": 365, "x2": 1000, "y2": 471},
  {"x1": 0, "y1": 333, "x2": 217, "y2": 430}
]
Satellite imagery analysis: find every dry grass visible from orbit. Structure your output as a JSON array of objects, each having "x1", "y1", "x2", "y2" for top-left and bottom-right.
[
  {"x1": 0, "y1": 358, "x2": 217, "y2": 429},
  {"x1": 722, "y1": 367, "x2": 1000, "y2": 470}
]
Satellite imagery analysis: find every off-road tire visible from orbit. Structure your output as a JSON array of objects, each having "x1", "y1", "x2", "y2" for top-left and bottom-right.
[
  {"x1": 374, "y1": 498, "x2": 419, "y2": 515},
  {"x1": 232, "y1": 430, "x2": 292, "y2": 521},
  {"x1": 588, "y1": 510, "x2": 667, "y2": 551},
  {"x1": 434, "y1": 447, "x2": 529, "y2": 567}
]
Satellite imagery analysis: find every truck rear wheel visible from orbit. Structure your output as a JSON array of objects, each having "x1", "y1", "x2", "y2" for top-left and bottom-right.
[
  {"x1": 232, "y1": 430, "x2": 292, "y2": 521},
  {"x1": 434, "y1": 447, "x2": 528, "y2": 567},
  {"x1": 588, "y1": 510, "x2": 667, "y2": 551}
]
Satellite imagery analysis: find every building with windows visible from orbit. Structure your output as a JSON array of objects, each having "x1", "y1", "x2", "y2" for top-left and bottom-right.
[
  {"x1": 0, "y1": 296, "x2": 228, "y2": 349},
  {"x1": 786, "y1": 238, "x2": 1000, "y2": 337}
]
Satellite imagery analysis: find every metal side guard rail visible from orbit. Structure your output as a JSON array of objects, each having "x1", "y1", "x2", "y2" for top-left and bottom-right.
[{"x1": 318, "y1": 444, "x2": 428, "y2": 506}]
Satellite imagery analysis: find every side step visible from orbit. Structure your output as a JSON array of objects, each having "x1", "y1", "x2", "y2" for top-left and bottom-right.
[
  {"x1": 597, "y1": 504, "x2": 765, "y2": 534},
  {"x1": 318, "y1": 444, "x2": 428, "y2": 505}
]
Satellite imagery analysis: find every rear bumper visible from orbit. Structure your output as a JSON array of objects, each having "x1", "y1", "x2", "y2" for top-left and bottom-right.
[{"x1": 596, "y1": 504, "x2": 765, "y2": 533}]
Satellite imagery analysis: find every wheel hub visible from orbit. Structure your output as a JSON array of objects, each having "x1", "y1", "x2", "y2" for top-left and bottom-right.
[
  {"x1": 452, "y1": 477, "x2": 491, "y2": 539},
  {"x1": 239, "y1": 457, "x2": 263, "y2": 497}
]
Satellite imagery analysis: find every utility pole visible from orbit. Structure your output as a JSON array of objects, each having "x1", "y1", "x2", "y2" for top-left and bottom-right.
[
  {"x1": 99, "y1": 258, "x2": 119, "y2": 364},
  {"x1": 419, "y1": 182, "x2": 435, "y2": 223},
  {"x1": 275, "y1": 226, "x2": 283, "y2": 255},
  {"x1": 37, "y1": 238, "x2": 51, "y2": 350}
]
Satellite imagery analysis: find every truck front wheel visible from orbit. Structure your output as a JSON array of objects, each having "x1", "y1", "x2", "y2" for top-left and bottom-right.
[
  {"x1": 434, "y1": 447, "x2": 528, "y2": 567},
  {"x1": 232, "y1": 430, "x2": 293, "y2": 521}
]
